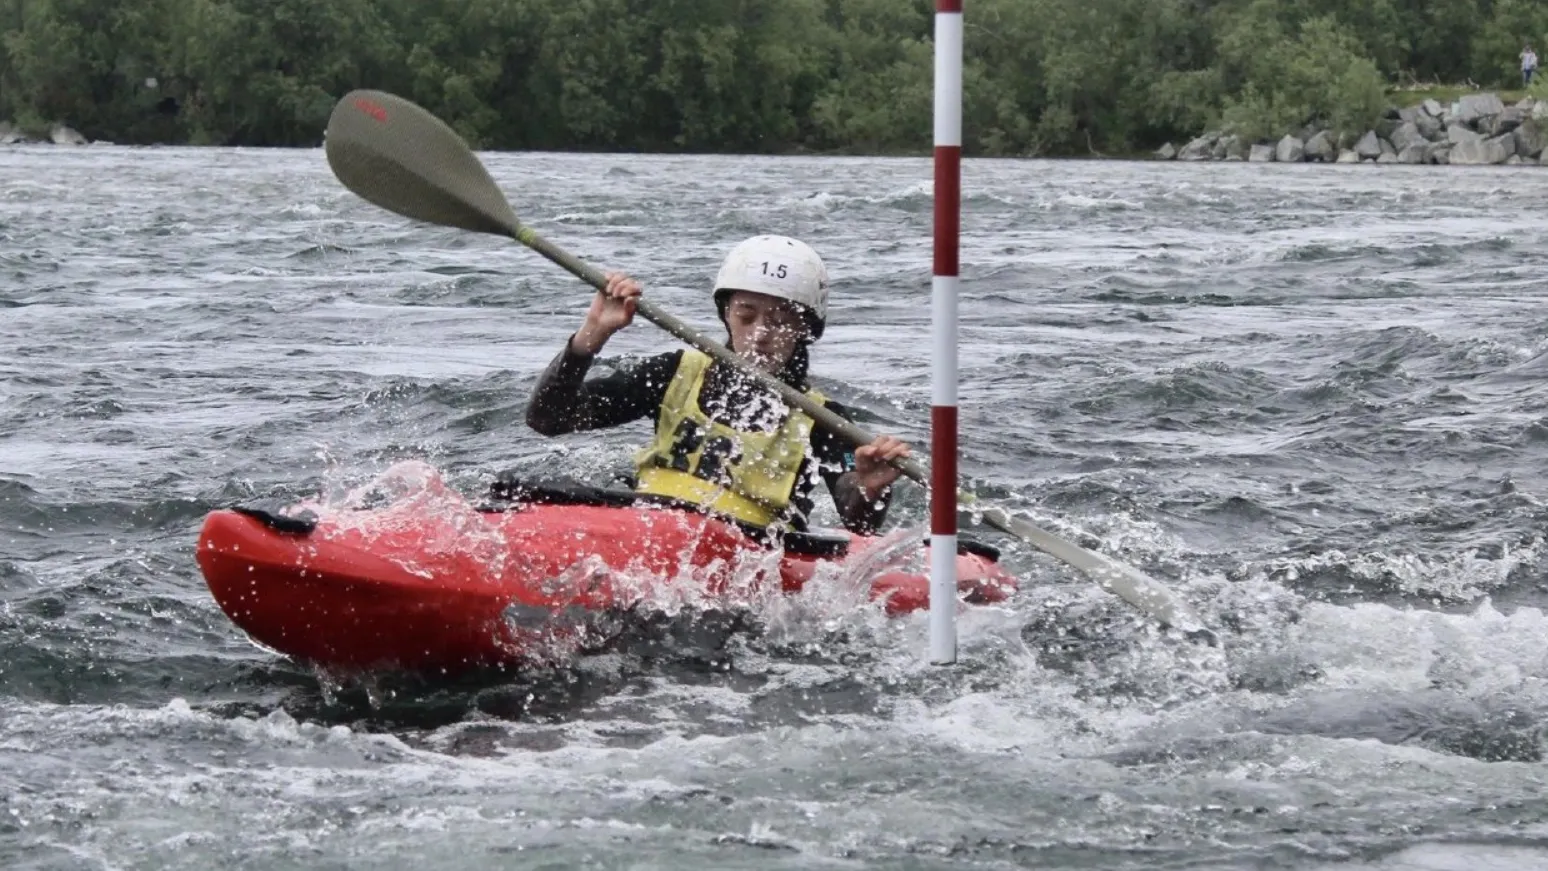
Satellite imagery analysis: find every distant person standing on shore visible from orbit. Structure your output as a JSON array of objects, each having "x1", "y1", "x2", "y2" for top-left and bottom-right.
[{"x1": 1523, "y1": 44, "x2": 1539, "y2": 86}]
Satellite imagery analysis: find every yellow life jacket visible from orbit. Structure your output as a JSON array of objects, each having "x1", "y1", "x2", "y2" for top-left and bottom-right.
[{"x1": 634, "y1": 350, "x2": 825, "y2": 528}]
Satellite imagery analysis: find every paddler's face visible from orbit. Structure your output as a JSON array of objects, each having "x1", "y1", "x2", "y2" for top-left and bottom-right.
[{"x1": 724, "y1": 290, "x2": 811, "y2": 373}]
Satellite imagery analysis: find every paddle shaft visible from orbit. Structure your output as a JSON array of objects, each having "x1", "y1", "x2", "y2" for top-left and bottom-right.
[{"x1": 515, "y1": 223, "x2": 931, "y2": 481}]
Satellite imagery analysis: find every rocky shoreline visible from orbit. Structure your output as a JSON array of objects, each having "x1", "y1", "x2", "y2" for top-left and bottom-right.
[
  {"x1": 1155, "y1": 92, "x2": 1547, "y2": 166},
  {"x1": 0, "y1": 121, "x2": 90, "y2": 146}
]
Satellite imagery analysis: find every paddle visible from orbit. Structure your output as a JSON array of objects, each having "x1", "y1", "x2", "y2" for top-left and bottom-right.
[{"x1": 322, "y1": 89, "x2": 1217, "y2": 645}]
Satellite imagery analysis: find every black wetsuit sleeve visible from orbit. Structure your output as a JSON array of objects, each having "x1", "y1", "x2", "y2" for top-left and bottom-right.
[
  {"x1": 804, "y1": 399, "x2": 892, "y2": 535},
  {"x1": 525, "y1": 340, "x2": 682, "y2": 435}
]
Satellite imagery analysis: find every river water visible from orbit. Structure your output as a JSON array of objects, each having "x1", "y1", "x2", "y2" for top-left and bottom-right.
[{"x1": 4, "y1": 145, "x2": 1548, "y2": 869}]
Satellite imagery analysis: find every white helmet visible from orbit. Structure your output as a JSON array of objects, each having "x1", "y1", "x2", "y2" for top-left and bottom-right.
[{"x1": 712, "y1": 235, "x2": 829, "y2": 340}]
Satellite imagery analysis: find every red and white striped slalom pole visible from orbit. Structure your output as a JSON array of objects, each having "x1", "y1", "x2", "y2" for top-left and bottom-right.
[{"x1": 929, "y1": 0, "x2": 962, "y2": 665}]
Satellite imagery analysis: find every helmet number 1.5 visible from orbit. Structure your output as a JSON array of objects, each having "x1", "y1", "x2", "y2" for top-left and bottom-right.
[{"x1": 761, "y1": 262, "x2": 789, "y2": 279}]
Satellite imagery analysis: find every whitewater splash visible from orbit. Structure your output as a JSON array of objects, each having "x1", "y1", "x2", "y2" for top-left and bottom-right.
[{"x1": 290, "y1": 460, "x2": 939, "y2": 672}]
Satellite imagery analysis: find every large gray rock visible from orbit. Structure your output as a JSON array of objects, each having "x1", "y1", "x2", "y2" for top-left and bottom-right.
[
  {"x1": 1154, "y1": 142, "x2": 1177, "y2": 160},
  {"x1": 1398, "y1": 105, "x2": 1424, "y2": 124},
  {"x1": 1248, "y1": 143, "x2": 1275, "y2": 162},
  {"x1": 1535, "y1": 101, "x2": 1548, "y2": 121},
  {"x1": 1304, "y1": 130, "x2": 1336, "y2": 161},
  {"x1": 1375, "y1": 118, "x2": 1403, "y2": 140},
  {"x1": 1488, "y1": 132, "x2": 1517, "y2": 158},
  {"x1": 1217, "y1": 134, "x2": 1248, "y2": 160},
  {"x1": 1395, "y1": 143, "x2": 1429, "y2": 164},
  {"x1": 1428, "y1": 144, "x2": 1452, "y2": 164},
  {"x1": 0, "y1": 121, "x2": 30, "y2": 145},
  {"x1": 1275, "y1": 134, "x2": 1305, "y2": 163},
  {"x1": 1336, "y1": 149, "x2": 1360, "y2": 163},
  {"x1": 1514, "y1": 119, "x2": 1547, "y2": 158},
  {"x1": 1354, "y1": 130, "x2": 1384, "y2": 159},
  {"x1": 1422, "y1": 98, "x2": 1445, "y2": 118},
  {"x1": 1484, "y1": 107, "x2": 1524, "y2": 136},
  {"x1": 1447, "y1": 125, "x2": 1484, "y2": 144},
  {"x1": 1449, "y1": 137, "x2": 1510, "y2": 165},
  {"x1": 1179, "y1": 133, "x2": 1217, "y2": 161},
  {"x1": 1415, "y1": 114, "x2": 1445, "y2": 141},
  {"x1": 1375, "y1": 152, "x2": 1398, "y2": 164},
  {"x1": 1451, "y1": 92, "x2": 1506, "y2": 125},
  {"x1": 1388, "y1": 121, "x2": 1427, "y2": 152},
  {"x1": 1505, "y1": 154, "x2": 1524, "y2": 165},
  {"x1": 49, "y1": 124, "x2": 87, "y2": 146}
]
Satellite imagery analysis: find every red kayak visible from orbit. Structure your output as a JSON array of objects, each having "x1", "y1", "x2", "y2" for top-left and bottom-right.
[{"x1": 195, "y1": 469, "x2": 1018, "y2": 675}]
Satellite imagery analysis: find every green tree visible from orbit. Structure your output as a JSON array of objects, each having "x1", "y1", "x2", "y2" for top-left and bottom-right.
[
  {"x1": 1217, "y1": 5, "x2": 1387, "y2": 140},
  {"x1": 808, "y1": 0, "x2": 933, "y2": 152}
]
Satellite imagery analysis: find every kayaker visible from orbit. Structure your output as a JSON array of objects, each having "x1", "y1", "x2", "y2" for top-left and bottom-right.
[{"x1": 525, "y1": 235, "x2": 911, "y2": 536}]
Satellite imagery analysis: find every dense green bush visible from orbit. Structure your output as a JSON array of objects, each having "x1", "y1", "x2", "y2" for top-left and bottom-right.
[{"x1": 1217, "y1": 11, "x2": 1388, "y2": 141}]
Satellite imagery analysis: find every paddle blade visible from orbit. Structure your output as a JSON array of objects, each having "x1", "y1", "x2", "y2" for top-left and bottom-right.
[{"x1": 324, "y1": 90, "x2": 519, "y2": 237}]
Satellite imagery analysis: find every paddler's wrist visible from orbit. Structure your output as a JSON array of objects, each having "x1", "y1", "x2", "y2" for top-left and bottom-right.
[
  {"x1": 853, "y1": 472, "x2": 893, "y2": 505},
  {"x1": 569, "y1": 323, "x2": 615, "y2": 356}
]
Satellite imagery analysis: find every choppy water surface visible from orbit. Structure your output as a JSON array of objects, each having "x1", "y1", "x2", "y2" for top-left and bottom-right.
[{"x1": 5, "y1": 145, "x2": 1548, "y2": 869}]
